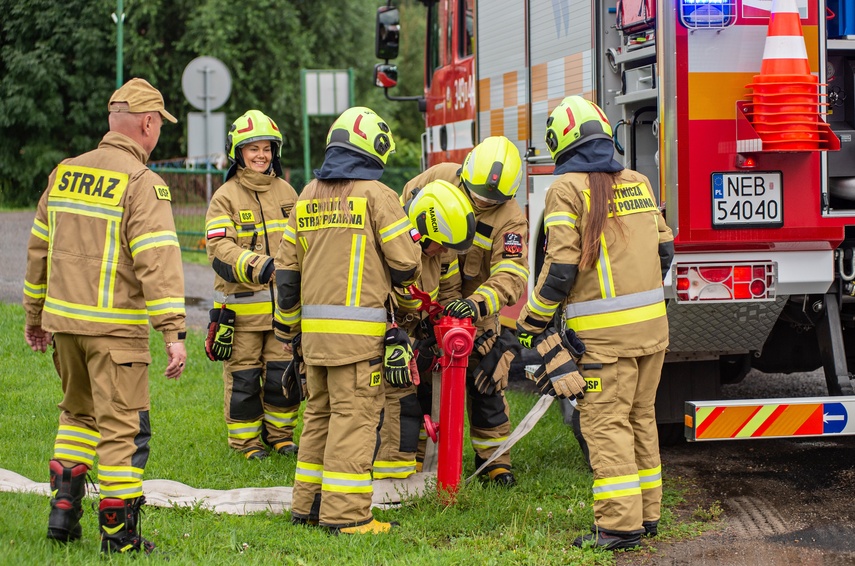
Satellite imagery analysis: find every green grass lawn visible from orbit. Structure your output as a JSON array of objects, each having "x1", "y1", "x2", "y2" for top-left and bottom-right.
[{"x1": 0, "y1": 301, "x2": 712, "y2": 565}]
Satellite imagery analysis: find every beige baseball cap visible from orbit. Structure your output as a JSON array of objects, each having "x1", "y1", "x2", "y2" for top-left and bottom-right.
[{"x1": 108, "y1": 78, "x2": 177, "y2": 123}]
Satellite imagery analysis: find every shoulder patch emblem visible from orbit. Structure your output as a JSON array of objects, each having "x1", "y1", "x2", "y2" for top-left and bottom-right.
[
  {"x1": 410, "y1": 228, "x2": 421, "y2": 243},
  {"x1": 154, "y1": 185, "x2": 171, "y2": 201},
  {"x1": 503, "y1": 232, "x2": 523, "y2": 255}
]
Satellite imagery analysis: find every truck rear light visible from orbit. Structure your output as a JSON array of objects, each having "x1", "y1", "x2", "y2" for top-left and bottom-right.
[
  {"x1": 674, "y1": 262, "x2": 776, "y2": 303},
  {"x1": 697, "y1": 266, "x2": 730, "y2": 283}
]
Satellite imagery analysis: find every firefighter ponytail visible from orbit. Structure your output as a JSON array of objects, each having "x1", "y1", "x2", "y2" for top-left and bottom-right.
[
  {"x1": 580, "y1": 171, "x2": 622, "y2": 270},
  {"x1": 303, "y1": 178, "x2": 356, "y2": 224}
]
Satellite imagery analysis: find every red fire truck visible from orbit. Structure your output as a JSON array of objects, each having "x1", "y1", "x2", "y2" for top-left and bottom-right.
[{"x1": 375, "y1": 0, "x2": 855, "y2": 443}]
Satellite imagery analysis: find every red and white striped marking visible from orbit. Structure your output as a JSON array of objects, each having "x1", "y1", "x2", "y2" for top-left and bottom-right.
[{"x1": 759, "y1": 0, "x2": 810, "y2": 75}]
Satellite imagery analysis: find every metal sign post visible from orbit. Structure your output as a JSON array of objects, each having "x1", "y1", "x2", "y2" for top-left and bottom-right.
[
  {"x1": 111, "y1": 1, "x2": 125, "y2": 89},
  {"x1": 182, "y1": 57, "x2": 232, "y2": 202},
  {"x1": 301, "y1": 69, "x2": 354, "y2": 184}
]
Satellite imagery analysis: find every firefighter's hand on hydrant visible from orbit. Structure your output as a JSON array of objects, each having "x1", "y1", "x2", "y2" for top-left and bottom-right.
[{"x1": 443, "y1": 298, "x2": 478, "y2": 321}]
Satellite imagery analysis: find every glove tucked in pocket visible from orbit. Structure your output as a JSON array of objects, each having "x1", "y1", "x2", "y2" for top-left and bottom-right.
[
  {"x1": 530, "y1": 330, "x2": 587, "y2": 400},
  {"x1": 384, "y1": 326, "x2": 415, "y2": 388},
  {"x1": 284, "y1": 332, "x2": 307, "y2": 400},
  {"x1": 205, "y1": 307, "x2": 236, "y2": 361}
]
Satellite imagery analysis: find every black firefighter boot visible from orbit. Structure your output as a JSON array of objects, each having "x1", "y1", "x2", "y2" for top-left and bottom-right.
[
  {"x1": 47, "y1": 459, "x2": 89, "y2": 542},
  {"x1": 99, "y1": 496, "x2": 156, "y2": 555}
]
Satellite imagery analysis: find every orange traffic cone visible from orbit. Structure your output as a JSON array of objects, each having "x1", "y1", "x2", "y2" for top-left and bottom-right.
[
  {"x1": 747, "y1": 0, "x2": 826, "y2": 150},
  {"x1": 758, "y1": 0, "x2": 811, "y2": 76}
]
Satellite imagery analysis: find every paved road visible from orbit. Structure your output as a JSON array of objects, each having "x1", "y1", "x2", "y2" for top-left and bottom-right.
[{"x1": 2, "y1": 210, "x2": 212, "y2": 329}]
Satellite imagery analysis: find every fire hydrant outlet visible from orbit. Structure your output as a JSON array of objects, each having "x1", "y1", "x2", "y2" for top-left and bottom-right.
[
  {"x1": 442, "y1": 327, "x2": 474, "y2": 359},
  {"x1": 423, "y1": 415, "x2": 439, "y2": 443}
]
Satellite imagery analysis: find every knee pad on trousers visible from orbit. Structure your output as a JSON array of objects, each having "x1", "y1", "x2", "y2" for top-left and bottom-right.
[
  {"x1": 399, "y1": 393, "x2": 421, "y2": 453},
  {"x1": 468, "y1": 389, "x2": 509, "y2": 429},
  {"x1": 230, "y1": 368, "x2": 263, "y2": 421},
  {"x1": 132, "y1": 410, "x2": 151, "y2": 470},
  {"x1": 263, "y1": 361, "x2": 300, "y2": 406}
]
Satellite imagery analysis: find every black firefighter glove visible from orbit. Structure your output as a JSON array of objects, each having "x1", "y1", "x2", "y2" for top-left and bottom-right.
[
  {"x1": 284, "y1": 333, "x2": 307, "y2": 400},
  {"x1": 413, "y1": 318, "x2": 439, "y2": 377},
  {"x1": 384, "y1": 326, "x2": 415, "y2": 388},
  {"x1": 473, "y1": 329, "x2": 522, "y2": 396},
  {"x1": 443, "y1": 298, "x2": 478, "y2": 321},
  {"x1": 205, "y1": 307, "x2": 236, "y2": 361},
  {"x1": 531, "y1": 329, "x2": 587, "y2": 400}
]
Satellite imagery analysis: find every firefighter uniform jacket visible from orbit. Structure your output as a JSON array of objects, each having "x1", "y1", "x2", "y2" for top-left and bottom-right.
[
  {"x1": 403, "y1": 163, "x2": 529, "y2": 335},
  {"x1": 517, "y1": 169, "x2": 673, "y2": 357},
  {"x1": 205, "y1": 167, "x2": 298, "y2": 330},
  {"x1": 274, "y1": 180, "x2": 422, "y2": 366},
  {"x1": 23, "y1": 132, "x2": 185, "y2": 343}
]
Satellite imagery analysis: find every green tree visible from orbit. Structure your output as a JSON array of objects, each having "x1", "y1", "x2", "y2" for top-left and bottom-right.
[
  {"x1": 0, "y1": 0, "x2": 428, "y2": 204},
  {"x1": 177, "y1": 0, "x2": 387, "y2": 184},
  {"x1": 123, "y1": 0, "x2": 200, "y2": 163},
  {"x1": 0, "y1": 0, "x2": 116, "y2": 205}
]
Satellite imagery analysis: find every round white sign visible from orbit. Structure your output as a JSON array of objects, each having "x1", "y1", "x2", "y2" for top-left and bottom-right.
[{"x1": 182, "y1": 56, "x2": 232, "y2": 111}]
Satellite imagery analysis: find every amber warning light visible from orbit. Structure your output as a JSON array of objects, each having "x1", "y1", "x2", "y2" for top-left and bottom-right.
[{"x1": 674, "y1": 262, "x2": 776, "y2": 302}]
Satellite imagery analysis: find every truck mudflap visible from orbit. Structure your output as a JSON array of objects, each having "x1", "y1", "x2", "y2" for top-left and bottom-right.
[{"x1": 685, "y1": 397, "x2": 855, "y2": 441}]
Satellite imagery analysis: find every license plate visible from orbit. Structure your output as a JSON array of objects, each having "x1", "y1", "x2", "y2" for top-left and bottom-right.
[{"x1": 711, "y1": 171, "x2": 783, "y2": 228}]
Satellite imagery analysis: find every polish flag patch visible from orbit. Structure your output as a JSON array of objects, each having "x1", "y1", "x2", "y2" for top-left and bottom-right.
[
  {"x1": 207, "y1": 228, "x2": 227, "y2": 239},
  {"x1": 410, "y1": 228, "x2": 421, "y2": 242}
]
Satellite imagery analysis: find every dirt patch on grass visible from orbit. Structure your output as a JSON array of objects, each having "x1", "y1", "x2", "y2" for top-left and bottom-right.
[{"x1": 618, "y1": 437, "x2": 855, "y2": 565}]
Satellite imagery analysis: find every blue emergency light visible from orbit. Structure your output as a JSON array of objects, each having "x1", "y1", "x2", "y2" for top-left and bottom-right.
[{"x1": 679, "y1": 0, "x2": 735, "y2": 30}]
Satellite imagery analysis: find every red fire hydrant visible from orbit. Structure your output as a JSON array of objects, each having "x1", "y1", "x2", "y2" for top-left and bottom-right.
[
  {"x1": 430, "y1": 315, "x2": 474, "y2": 498},
  {"x1": 408, "y1": 286, "x2": 475, "y2": 502}
]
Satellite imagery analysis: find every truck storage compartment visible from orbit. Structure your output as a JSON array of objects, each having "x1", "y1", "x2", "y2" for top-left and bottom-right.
[
  {"x1": 616, "y1": 0, "x2": 655, "y2": 33},
  {"x1": 621, "y1": 63, "x2": 656, "y2": 96}
]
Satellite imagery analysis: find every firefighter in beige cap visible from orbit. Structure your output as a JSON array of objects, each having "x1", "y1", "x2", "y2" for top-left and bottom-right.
[
  {"x1": 274, "y1": 106, "x2": 421, "y2": 533},
  {"x1": 23, "y1": 77, "x2": 185, "y2": 556},
  {"x1": 516, "y1": 96, "x2": 674, "y2": 551},
  {"x1": 204, "y1": 110, "x2": 302, "y2": 460},
  {"x1": 401, "y1": 136, "x2": 529, "y2": 487}
]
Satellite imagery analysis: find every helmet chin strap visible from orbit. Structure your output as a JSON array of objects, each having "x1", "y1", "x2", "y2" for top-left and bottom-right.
[{"x1": 234, "y1": 148, "x2": 247, "y2": 168}]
